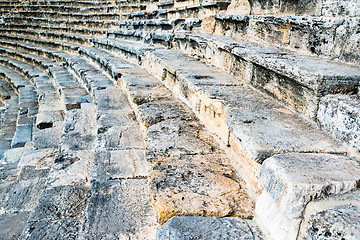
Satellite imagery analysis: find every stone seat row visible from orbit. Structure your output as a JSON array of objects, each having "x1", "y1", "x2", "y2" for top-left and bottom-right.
[
  {"x1": 0, "y1": 44, "x2": 96, "y2": 239},
  {"x1": 0, "y1": 24, "x2": 358, "y2": 165},
  {"x1": 1, "y1": 16, "x2": 120, "y2": 29},
  {"x1": 103, "y1": 30, "x2": 360, "y2": 119},
  {"x1": 1, "y1": 11, "x2": 122, "y2": 21},
  {"x1": 85, "y1": 33, "x2": 360, "y2": 240},
  {"x1": 114, "y1": 14, "x2": 360, "y2": 65},
  {"x1": 0, "y1": 5, "x2": 146, "y2": 13},
  {"x1": 0, "y1": 63, "x2": 37, "y2": 149},
  {"x1": 0, "y1": 35, "x2": 253, "y2": 239},
  {"x1": 0, "y1": 23, "x2": 106, "y2": 37},
  {"x1": 123, "y1": 0, "x2": 230, "y2": 21}
]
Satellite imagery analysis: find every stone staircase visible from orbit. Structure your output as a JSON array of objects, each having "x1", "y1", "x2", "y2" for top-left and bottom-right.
[{"x1": 0, "y1": 0, "x2": 359, "y2": 239}]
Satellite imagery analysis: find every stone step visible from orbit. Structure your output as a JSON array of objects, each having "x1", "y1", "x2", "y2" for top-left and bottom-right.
[
  {"x1": 0, "y1": 34, "x2": 80, "y2": 53},
  {"x1": 301, "y1": 190, "x2": 360, "y2": 240},
  {"x1": 84, "y1": 47, "x2": 254, "y2": 224},
  {"x1": 0, "y1": 29, "x2": 92, "y2": 45},
  {"x1": 103, "y1": 32, "x2": 360, "y2": 120},
  {"x1": 97, "y1": 41, "x2": 347, "y2": 193},
  {"x1": 318, "y1": 94, "x2": 360, "y2": 155},
  {"x1": 246, "y1": 0, "x2": 360, "y2": 17},
  {"x1": 212, "y1": 14, "x2": 360, "y2": 65},
  {"x1": 0, "y1": 97, "x2": 18, "y2": 141},
  {"x1": 3, "y1": 11, "x2": 122, "y2": 21},
  {"x1": 2, "y1": 16, "x2": 120, "y2": 29},
  {"x1": 157, "y1": 0, "x2": 174, "y2": 10},
  {"x1": 115, "y1": 18, "x2": 202, "y2": 32},
  {"x1": 255, "y1": 153, "x2": 360, "y2": 239},
  {"x1": 20, "y1": 104, "x2": 97, "y2": 239},
  {"x1": 0, "y1": 63, "x2": 36, "y2": 148},
  {"x1": 0, "y1": 86, "x2": 18, "y2": 158},
  {"x1": 0, "y1": 23, "x2": 106, "y2": 36},
  {"x1": 0, "y1": 5, "x2": 129, "y2": 14},
  {"x1": 0, "y1": 75, "x2": 16, "y2": 104},
  {"x1": 123, "y1": 1, "x2": 230, "y2": 21},
  {"x1": 0, "y1": 51, "x2": 66, "y2": 150},
  {"x1": 157, "y1": 216, "x2": 263, "y2": 239},
  {"x1": 0, "y1": 148, "x2": 57, "y2": 239}
]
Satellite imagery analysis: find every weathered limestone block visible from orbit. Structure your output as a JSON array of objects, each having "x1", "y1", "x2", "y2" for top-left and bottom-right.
[
  {"x1": 80, "y1": 179, "x2": 158, "y2": 240},
  {"x1": 47, "y1": 150, "x2": 92, "y2": 187},
  {"x1": 17, "y1": 149, "x2": 57, "y2": 177},
  {"x1": 137, "y1": 99, "x2": 194, "y2": 128},
  {"x1": 32, "y1": 123, "x2": 63, "y2": 149},
  {"x1": 97, "y1": 123, "x2": 145, "y2": 150},
  {"x1": 21, "y1": 220, "x2": 82, "y2": 240},
  {"x1": 318, "y1": 94, "x2": 360, "y2": 154},
  {"x1": 0, "y1": 212, "x2": 30, "y2": 240},
  {"x1": 322, "y1": 0, "x2": 360, "y2": 17},
  {"x1": 157, "y1": 216, "x2": 262, "y2": 239},
  {"x1": 297, "y1": 190, "x2": 360, "y2": 239},
  {"x1": 61, "y1": 104, "x2": 96, "y2": 151},
  {"x1": 11, "y1": 124, "x2": 32, "y2": 148},
  {"x1": 149, "y1": 154, "x2": 253, "y2": 224},
  {"x1": 1, "y1": 178, "x2": 47, "y2": 214},
  {"x1": 30, "y1": 185, "x2": 88, "y2": 222},
  {"x1": 255, "y1": 153, "x2": 360, "y2": 240},
  {"x1": 305, "y1": 206, "x2": 360, "y2": 240},
  {"x1": 145, "y1": 118, "x2": 220, "y2": 162},
  {"x1": 226, "y1": 0, "x2": 250, "y2": 15},
  {"x1": 92, "y1": 149, "x2": 150, "y2": 180}
]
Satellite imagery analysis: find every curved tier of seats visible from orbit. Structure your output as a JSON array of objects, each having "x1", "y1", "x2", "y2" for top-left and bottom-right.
[{"x1": 0, "y1": 0, "x2": 359, "y2": 239}]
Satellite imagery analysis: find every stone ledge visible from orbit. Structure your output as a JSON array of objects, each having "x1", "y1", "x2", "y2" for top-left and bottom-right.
[
  {"x1": 318, "y1": 94, "x2": 360, "y2": 155},
  {"x1": 157, "y1": 216, "x2": 262, "y2": 240},
  {"x1": 255, "y1": 153, "x2": 360, "y2": 240}
]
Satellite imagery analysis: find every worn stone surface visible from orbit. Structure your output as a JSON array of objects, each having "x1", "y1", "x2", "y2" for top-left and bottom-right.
[
  {"x1": 145, "y1": 118, "x2": 220, "y2": 162},
  {"x1": 157, "y1": 216, "x2": 262, "y2": 240},
  {"x1": 92, "y1": 149, "x2": 150, "y2": 180},
  {"x1": 80, "y1": 179, "x2": 158, "y2": 240},
  {"x1": 305, "y1": 205, "x2": 360, "y2": 240},
  {"x1": 0, "y1": 211, "x2": 30, "y2": 240},
  {"x1": 255, "y1": 153, "x2": 360, "y2": 240},
  {"x1": 1, "y1": 178, "x2": 47, "y2": 213},
  {"x1": 61, "y1": 104, "x2": 96, "y2": 151},
  {"x1": 21, "y1": 220, "x2": 82, "y2": 240},
  {"x1": 318, "y1": 94, "x2": 360, "y2": 154},
  {"x1": 30, "y1": 185, "x2": 88, "y2": 222},
  {"x1": 47, "y1": 150, "x2": 92, "y2": 187},
  {"x1": 149, "y1": 154, "x2": 253, "y2": 224},
  {"x1": 137, "y1": 99, "x2": 194, "y2": 128}
]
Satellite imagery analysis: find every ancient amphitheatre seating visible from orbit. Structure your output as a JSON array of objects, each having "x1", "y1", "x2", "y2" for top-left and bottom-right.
[{"x1": 0, "y1": 0, "x2": 359, "y2": 239}]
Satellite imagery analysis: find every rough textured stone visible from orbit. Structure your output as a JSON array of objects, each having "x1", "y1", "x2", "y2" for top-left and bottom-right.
[
  {"x1": 157, "y1": 216, "x2": 262, "y2": 240},
  {"x1": 137, "y1": 99, "x2": 194, "y2": 128},
  {"x1": 30, "y1": 185, "x2": 88, "y2": 222},
  {"x1": 21, "y1": 220, "x2": 82, "y2": 240},
  {"x1": 97, "y1": 123, "x2": 145, "y2": 150},
  {"x1": 61, "y1": 104, "x2": 96, "y2": 151},
  {"x1": 11, "y1": 124, "x2": 32, "y2": 148},
  {"x1": 1, "y1": 178, "x2": 47, "y2": 213},
  {"x1": 47, "y1": 150, "x2": 92, "y2": 187},
  {"x1": 92, "y1": 149, "x2": 150, "y2": 180},
  {"x1": 80, "y1": 179, "x2": 158, "y2": 240},
  {"x1": 145, "y1": 118, "x2": 220, "y2": 162},
  {"x1": 305, "y1": 205, "x2": 360, "y2": 240},
  {"x1": 255, "y1": 153, "x2": 360, "y2": 240},
  {"x1": 0, "y1": 211, "x2": 30, "y2": 240},
  {"x1": 149, "y1": 154, "x2": 253, "y2": 224},
  {"x1": 318, "y1": 94, "x2": 360, "y2": 154}
]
